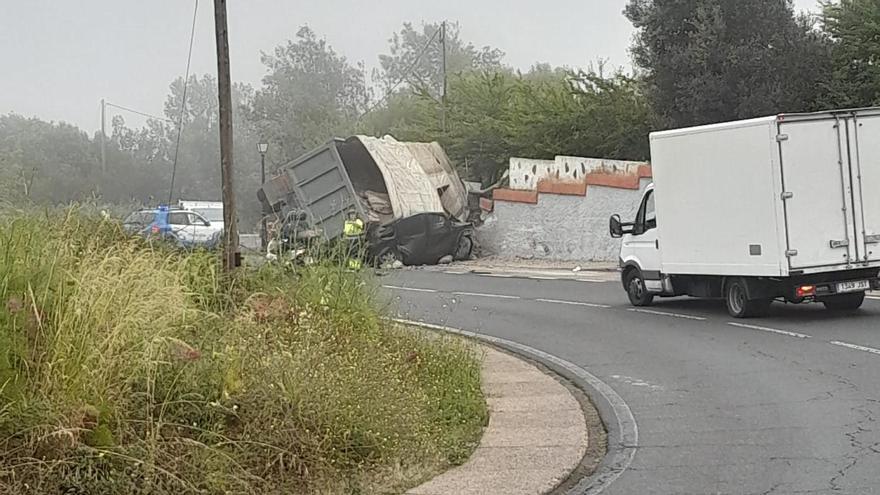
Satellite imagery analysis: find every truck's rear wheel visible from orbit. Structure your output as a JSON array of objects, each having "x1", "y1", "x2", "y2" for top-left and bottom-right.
[
  {"x1": 624, "y1": 269, "x2": 654, "y2": 307},
  {"x1": 725, "y1": 277, "x2": 771, "y2": 318},
  {"x1": 822, "y1": 292, "x2": 865, "y2": 311}
]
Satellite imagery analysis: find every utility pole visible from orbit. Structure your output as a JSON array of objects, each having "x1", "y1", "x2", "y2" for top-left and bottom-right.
[
  {"x1": 100, "y1": 99, "x2": 106, "y2": 174},
  {"x1": 440, "y1": 21, "x2": 448, "y2": 133},
  {"x1": 257, "y1": 142, "x2": 268, "y2": 250},
  {"x1": 213, "y1": 0, "x2": 240, "y2": 270}
]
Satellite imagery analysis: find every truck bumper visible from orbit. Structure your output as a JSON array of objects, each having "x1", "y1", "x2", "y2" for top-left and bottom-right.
[{"x1": 796, "y1": 276, "x2": 880, "y2": 300}]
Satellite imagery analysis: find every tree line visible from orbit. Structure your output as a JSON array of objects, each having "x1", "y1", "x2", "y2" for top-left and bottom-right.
[{"x1": 1, "y1": 0, "x2": 877, "y2": 227}]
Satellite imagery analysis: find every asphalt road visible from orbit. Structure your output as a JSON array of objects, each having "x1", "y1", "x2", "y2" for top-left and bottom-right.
[{"x1": 380, "y1": 270, "x2": 880, "y2": 495}]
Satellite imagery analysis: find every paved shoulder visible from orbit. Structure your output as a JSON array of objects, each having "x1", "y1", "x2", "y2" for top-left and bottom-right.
[{"x1": 408, "y1": 345, "x2": 590, "y2": 495}]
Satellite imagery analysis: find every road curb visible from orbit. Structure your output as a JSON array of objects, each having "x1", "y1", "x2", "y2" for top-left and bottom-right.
[{"x1": 396, "y1": 319, "x2": 638, "y2": 495}]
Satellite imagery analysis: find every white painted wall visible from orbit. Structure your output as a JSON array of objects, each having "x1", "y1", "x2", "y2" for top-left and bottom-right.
[
  {"x1": 509, "y1": 156, "x2": 647, "y2": 190},
  {"x1": 509, "y1": 158, "x2": 556, "y2": 190},
  {"x1": 478, "y1": 179, "x2": 651, "y2": 262}
]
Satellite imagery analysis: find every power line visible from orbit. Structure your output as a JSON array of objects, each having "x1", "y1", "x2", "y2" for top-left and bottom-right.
[
  {"x1": 358, "y1": 24, "x2": 442, "y2": 120},
  {"x1": 168, "y1": 0, "x2": 199, "y2": 205},
  {"x1": 105, "y1": 102, "x2": 174, "y2": 123}
]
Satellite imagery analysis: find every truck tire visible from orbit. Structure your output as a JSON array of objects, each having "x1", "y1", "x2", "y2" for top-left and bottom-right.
[
  {"x1": 624, "y1": 268, "x2": 654, "y2": 307},
  {"x1": 822, "y1": 292, "x2": 865, "y2": 311},
  {"x1": 725, "y1": 277, "x2": 772, "y2": 318}
]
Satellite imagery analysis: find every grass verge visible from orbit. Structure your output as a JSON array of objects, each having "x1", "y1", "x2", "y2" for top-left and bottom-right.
[{"x1": 0, "y1": 209, "x2": 487, "y2": 494}]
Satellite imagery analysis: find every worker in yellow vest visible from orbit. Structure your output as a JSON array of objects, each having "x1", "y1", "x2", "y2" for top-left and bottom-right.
[{"x1": 343, "y1": 210, "x2": 365, "y2": 270}]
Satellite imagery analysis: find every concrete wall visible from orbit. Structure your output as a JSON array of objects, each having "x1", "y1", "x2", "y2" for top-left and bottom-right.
[
  {"x1": 509, "y1": 158, "x2": 556, "y2": 190},
  {"x1": 478, "y1": 178, "x2": 651, "y2": 262},
  {"x1": 509, "y1": 156, "x2": 647, "y2": 191}
]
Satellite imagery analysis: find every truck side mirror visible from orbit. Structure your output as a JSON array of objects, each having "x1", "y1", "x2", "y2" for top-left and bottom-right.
[{"x1": 610, "y1": 214, "x2": 624, "y2": 238}]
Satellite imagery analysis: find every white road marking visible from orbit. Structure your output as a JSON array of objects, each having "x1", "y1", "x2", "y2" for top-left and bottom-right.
[
  {"x1": 610, "y1": 374, "x2": 665, "y2": 391},
  {"x1": 484, "y1": 273, "x2": 515, "y2": 278},
  {"x1": 536, "y1": 298, "x2": 612, "y2": 309},
  {"x1": 830, "y1": 340, "x2": 880, "y2": 356},
  {"x1": 627, "y1": 308, "x2": 707, "y2": 321},
  {"x1": 727, "y1": 322, "x2": 811, "y2": 339},
  {"x1": 867, "y1": 295, "x2": 880, "y2": 301},
  {"x1": 451, "y1": 291, "x2": 520, "y2": 300},
  {"x1": 381, "y1": 285, "x2": 437, "y2": 293}
]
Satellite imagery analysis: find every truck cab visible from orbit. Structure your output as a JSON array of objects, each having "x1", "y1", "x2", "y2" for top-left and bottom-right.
[{"x1": 611, "y1": 184, "x2": 661, "y2": 307}]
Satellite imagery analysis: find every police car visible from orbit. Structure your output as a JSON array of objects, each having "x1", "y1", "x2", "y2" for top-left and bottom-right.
[{"x1": 123, "y1": 206, "x2": 221, "y2": 249}]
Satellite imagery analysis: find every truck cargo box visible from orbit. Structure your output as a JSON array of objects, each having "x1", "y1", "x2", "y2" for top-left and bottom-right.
[{"x1": 650, "y1": 108, "x2": 880, "y2": 277}]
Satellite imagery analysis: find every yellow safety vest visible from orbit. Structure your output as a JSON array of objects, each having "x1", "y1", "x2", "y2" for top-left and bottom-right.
[{"x1": 343, "y1": 218, "x2": 364, "y2": 237}]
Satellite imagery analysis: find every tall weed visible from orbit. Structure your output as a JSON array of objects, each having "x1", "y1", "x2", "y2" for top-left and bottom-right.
[{"x1": 0, "y1": 209, "x2": 486, "y2": 494}]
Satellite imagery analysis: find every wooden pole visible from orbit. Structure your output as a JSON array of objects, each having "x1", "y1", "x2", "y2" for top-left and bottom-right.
[
  {"x1": 100, "y1": 99, "x2": 106, "y2": 174},
  {"x1": 213, "y1": 0, "x2": 240, "y2": 270},
  {"x1": 441, "y1": 21, "x2": 447, "y2": 133}
]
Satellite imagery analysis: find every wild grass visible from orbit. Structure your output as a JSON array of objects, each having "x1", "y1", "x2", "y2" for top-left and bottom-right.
[{"x1": 0, "y1": 209, "x2": 486, "y2": 494}]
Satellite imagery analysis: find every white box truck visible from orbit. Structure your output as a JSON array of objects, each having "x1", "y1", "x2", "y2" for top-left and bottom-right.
[{"x1": 610, "y1": 108, "x2": 880, "y2": 317}]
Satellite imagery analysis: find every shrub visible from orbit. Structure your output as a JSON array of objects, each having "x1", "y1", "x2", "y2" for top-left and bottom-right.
[{"x1": 0, "y1": 209, "x2": 486, "y2": 494}]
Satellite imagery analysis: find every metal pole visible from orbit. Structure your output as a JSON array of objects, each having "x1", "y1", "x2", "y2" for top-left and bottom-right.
[
  {"x1": 260, "y1": 151, "x2": 267, "y2": 249},
  {"x1": 213, "y1": 0, "x2": 239, "y2": 270},
  {"x1": 100, "y1": 99, "x2": 106, "y2": 175},
  {"x1": 441, "y1": 21, "x2": 448, "y2": 133}
]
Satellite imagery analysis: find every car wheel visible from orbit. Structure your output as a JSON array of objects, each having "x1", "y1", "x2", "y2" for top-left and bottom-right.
[
  {"x1": 375, "y1": 247, "x2": 402, "y2": 268},
  {"x1": 624, "y1": 268, "x2": 654, "y2": 307},
  {"x1": 822, "y1": 292, "x2": 865, "y2": 311},
  {"x1": 454, "y1": 234, "x2": 474, "y2": 261}
]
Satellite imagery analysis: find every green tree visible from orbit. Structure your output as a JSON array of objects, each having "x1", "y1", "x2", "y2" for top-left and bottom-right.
[
  {"x1": 151, "y1": 75, "x2": 263, "y2": 230},
  {"x1": 0, "y1": 114, "x2": 97, "y2": 203},
  {"x1": 248, "y1": 26, "x2": 368, "y2": 165},
  {"x1": 378, "y1": 22, "x2": 505, "y2": 99},
  {"x1": 821, "y1": 0, "x2": 880, "y2": 107},
  {"x1": 364, "y1": 67, "x2": 652, "y2": 184},
  {"x1": 626, "y1": 0, "x2": 831, "y2": 128}
]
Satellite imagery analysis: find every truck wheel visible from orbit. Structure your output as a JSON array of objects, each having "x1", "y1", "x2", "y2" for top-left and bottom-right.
[
  {"x1": 725, "y1": 277, "x2": 771, "y2": 318},
  {"x1": 624, "y1": 269, "x2": 654, "y2": 307},
  {"x1": 822, "y1": 293, "x2": 865, "y2": 311}
]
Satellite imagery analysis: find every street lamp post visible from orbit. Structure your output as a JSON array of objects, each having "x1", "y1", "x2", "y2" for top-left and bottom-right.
[{"x1": 257, "y1": 142, "x2": 269, "y2": 249}]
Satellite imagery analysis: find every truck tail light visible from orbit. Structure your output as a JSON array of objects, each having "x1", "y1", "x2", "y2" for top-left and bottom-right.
[{"x1": 796, "y1": 285, "x2": 816, "y2": 298}]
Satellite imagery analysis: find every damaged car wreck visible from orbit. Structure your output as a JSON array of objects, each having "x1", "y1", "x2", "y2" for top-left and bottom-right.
[{"x1": 257, "y1": 135, "x2": 474, "y2": 266}]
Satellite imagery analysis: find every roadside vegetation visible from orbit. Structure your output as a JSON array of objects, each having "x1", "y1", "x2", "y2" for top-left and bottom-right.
[{"x1": 0, "y1": 209, "x2": 487, "y2": 494}]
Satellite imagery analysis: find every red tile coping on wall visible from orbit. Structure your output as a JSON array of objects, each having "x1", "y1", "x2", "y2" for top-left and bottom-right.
[
  {"x1": 479, "y1": 197, "x2": 494, "y2": 212},
  {"x1": 537, "y1": 179, "x2": 588, "y2": 196},
  {"x1": 493, "y1": 188, "x2": 539, "y2": 204},
  {"x1": 585, "y1": 172, "x2": 641, "y2": 190},
  {"x1": 638, "y1": 164, "x2": 653, "y2": 178}
]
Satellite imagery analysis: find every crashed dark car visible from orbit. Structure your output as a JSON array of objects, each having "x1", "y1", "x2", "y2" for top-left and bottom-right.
[{"x1": 367, "y1": 213, "x2": 474, "y2": 266}]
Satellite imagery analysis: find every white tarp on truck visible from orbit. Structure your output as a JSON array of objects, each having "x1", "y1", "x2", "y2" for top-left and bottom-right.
[{"x1": 355, "y1": 136, "x2": 446, "y2": 219}]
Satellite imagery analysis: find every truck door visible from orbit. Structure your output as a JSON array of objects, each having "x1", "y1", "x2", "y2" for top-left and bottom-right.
[
  {"x1": 847, "y1": 112, "x2": 880, "y2": 263},
  {"x1": 779, "y1": 118, "x2": 858, "y2": 270}
]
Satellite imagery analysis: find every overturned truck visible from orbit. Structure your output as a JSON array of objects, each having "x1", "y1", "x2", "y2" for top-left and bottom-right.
[{"x1": 258, "y1": 136, "x2": 474, "y2": 266}]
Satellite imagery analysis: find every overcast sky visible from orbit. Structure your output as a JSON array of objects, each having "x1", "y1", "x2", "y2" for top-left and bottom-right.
[{"x1": 0, "y1": 0, "x2": 819, "y2": 133}]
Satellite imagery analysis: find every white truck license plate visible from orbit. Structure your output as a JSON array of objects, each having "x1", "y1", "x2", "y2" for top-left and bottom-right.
[{"x1": 837, "y1": 280, "x2": 870, "y2": 293}]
